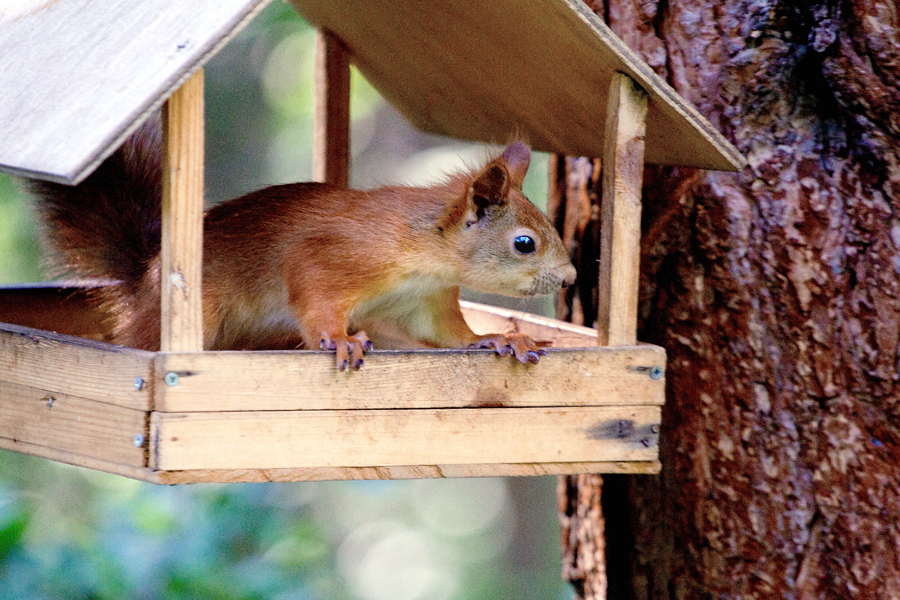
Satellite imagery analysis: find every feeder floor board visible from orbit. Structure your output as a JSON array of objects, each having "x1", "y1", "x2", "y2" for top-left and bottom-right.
[{"x1": 0, "y1": 285, "x2": 664, "y2": 483}]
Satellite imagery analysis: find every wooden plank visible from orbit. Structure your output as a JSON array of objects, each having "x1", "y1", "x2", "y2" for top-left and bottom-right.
[
  {"x1": 161, "y1": 70, "x2": 205, "y2": 352},
  {"x1": 0, "y1": 442, "x2": 157, "y2": 482},
  {"x1": 313, "y1": 29, "x2": 351, "y2": 188},
  {"x1": 460, "y1": 300, "x2": 599, "y2": 348},
  {"x1": 0, "y1": 0, "x2": 272, "y2": 184},
  {"x1": 153, "y1": 345, "x2": 666, "y2": 412},
  {"x1": 0, "y1": 282, "x2": 114, "y2": 340},
  {"x1": 0, "y1": 324, "x2": 153, "y2": 411},
  {"x1": 149, "y1": 460, "x2": 661, "y2": 484},
  {"x1": 0, "y1": 381, "x2": 147, "y2": 467},
  {"x1": 597, "y1": 73, "x2": 648, "y2": 346},
  {"x1": 290, "y1": 0, "x2": 745, "y2": 172},
  {"x1": 150, "y1": 405, "x2": 660, "y2": 471}
]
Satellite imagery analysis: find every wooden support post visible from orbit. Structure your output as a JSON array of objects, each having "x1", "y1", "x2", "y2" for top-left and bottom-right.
[
  {"x1": 313, "y1": 29, "x2": 351, "y2": 188},
  {"x1": 597, "y1": 72, "x2": 648, "y2": 346},
  {"x1": 565, "y1": 73, "x2": 648, "y2": 600},
  {"x1": 161, "y1": 69, "x2": 205, "y2": 352}
]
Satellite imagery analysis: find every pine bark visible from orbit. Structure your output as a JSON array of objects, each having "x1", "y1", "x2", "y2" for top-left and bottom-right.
[{"x1": 555, "y1": 0, "x2": 900, "y2": 598}]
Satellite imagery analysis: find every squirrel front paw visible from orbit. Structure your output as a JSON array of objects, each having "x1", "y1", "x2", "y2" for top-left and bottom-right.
[
  {"x1": 470, "y1": 333, "x2": 548, "y2": 364},
  {"x1": 320, "y1": 331, "x2": 374, "y2": 371}
]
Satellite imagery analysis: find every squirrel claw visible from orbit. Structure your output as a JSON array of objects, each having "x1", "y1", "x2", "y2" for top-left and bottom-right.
[
  {"x1": 471, "y1": 333, "x2": 547, "y2": 364},
  {"x1": 320, "y1": 331, "x2": 373, "y2": 371}
]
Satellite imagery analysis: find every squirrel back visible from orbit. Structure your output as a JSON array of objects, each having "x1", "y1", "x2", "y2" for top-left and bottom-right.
[{"x1": 29, "y1": 123, "x2": 576, "y2": 368}]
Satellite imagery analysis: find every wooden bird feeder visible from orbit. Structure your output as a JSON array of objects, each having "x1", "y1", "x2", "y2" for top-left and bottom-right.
[{"x1": 0, "y1": 0, "x2": 743, "y2": 484}]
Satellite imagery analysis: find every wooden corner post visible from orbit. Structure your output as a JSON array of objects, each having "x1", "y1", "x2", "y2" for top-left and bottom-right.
[
  {"x1": 161, "y1": 69, "x2": 205, "y2": 352},
  {"x1": 598, "y1": 72, "x2": 648, "y2": 346},
  {"x1": 575, "y1": 72, "x2": 647, "y2": 600},
  {"x1": 314, "y1": 29, "x2": 351, "y2": 188}
]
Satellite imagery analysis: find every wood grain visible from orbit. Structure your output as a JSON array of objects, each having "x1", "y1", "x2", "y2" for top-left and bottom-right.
[
  {"x1": 460, "y1": 301, "x2": 599, "y2": 348},
  {"x1": 290, "y1": 0, "x2": 745, "y2": 172},
  {"x1": 0, "y1": 381, "x2": 147, "y2": 467},
  {"x1": 149, "y1": 460, "x2": 661, "y2": 484},
  {"x1": 153, "y1": 345, "x2": 665, "y2": 412},
  {"x1": 161, "y1": 70, "x2": 205, "y2": 352},
  {"x1": 0, "y1": 0, "x2": 271, "y2": 184},
  {"x1": 597, "y1": 73, "x2": 648, "y2": 346},
  {"x1": 0, "y1": 323, "x2": 152, "y2": 411},
  {"x1": 313, "y1": 29, "x2": 351, "y2": 187},
  {"x1": 150, "y1": 405, "x2": 660, "y2": 471}
]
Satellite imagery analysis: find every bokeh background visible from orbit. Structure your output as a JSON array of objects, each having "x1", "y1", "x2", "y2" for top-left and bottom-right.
[{"x1": 0, "y1": 4, "x2": 569, "y2": 599}]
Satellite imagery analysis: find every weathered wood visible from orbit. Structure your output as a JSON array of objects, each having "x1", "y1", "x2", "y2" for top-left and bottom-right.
[
  {"x1": 0, "y1": 439, "x2": 155, "y2": 482},
  {"x1": 597, "y1": 73, "x2": 648, "y2": 346},
  {"x1": 313, "y1": 29, "x2": 351, "y2": 188},
  {"x1": 0, "y1": 0, "x2": 271, "y2": 184},
  {"x1": 0, "y1": 323, "x2": 153, "y2": 411},
  {"x1": 0, "y1": 381, "x2": 147, "y2": 467},
  {"x1": 149, "y1": 460, "x2": 662, "y2": 484},
  {"x1": 153, "y1": 345, "x2": 665, "y2": 412},
  {"x1": 460, "y1": 300, "x2": 599, "y2": 348},
  {"x1": 161, "y1": 70, "x2": 205, "y2": 352},
  {"x1": 150, "y1": 405, "x2": 660, "y2": 471},
  {"x1": 290, "y1": 0, "x2": 744, "y2": 172}
]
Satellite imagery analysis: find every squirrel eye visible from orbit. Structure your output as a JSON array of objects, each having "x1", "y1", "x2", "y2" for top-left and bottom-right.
[{"x1": 514, "y1": 235, "x2": 537, "y2": 255}]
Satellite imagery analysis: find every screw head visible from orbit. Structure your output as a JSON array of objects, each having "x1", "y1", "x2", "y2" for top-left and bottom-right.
[
  {"x1": 134, "y1": 377, "x2": 144, "y2": 391},
  {"x1": 649, "y1": 366, "x2": 664, "y2": 380},
  {"x1": 164, "y1": 372, "x2": 179, "y2": 387},
  {"x1": 133, "y1": 434, "x2": 145, "y2": 447}
]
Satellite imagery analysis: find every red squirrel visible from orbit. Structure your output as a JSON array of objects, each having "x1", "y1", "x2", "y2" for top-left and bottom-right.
[{"x1": 30, "y1": 121, "x2": 577, "y2": 370}]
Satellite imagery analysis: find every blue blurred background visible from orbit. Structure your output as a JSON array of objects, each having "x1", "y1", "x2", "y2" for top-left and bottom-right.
[{"x1": 0, "y1": 4, "x2": 568, "y2": 599}]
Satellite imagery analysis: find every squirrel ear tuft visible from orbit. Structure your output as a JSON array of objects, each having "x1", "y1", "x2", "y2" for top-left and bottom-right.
[
  {"x1": 500, "y1": 141, "x2": 531, "y2": 188},
  {"x1": 471, "y1": 163, "x2": 510, "y2": 210}
]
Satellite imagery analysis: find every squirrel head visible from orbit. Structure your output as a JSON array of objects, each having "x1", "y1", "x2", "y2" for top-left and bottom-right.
[{"x1": 441, "y1": 141, "x2": 577, "y2": 297}]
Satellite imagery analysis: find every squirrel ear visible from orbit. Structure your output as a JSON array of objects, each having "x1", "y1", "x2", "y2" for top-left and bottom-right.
[
  {"x1": 500, "y1": 141, "x2": 531, "y2": 188},
  {"x1": 470, "y1": 163, "x2": 510, "y2": 212}
]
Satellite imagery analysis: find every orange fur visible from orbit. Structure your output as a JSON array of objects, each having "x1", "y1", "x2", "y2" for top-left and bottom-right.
[{"x1": 31, "y1": 126, "x2": 577, "y2": 370}]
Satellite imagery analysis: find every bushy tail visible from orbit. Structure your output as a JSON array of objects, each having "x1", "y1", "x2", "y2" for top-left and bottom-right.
[{"x1": 29, "y1": 119, "x2": 162, "y2": 297}]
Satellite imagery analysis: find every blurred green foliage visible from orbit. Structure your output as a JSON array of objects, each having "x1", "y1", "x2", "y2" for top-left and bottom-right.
[{"x1": 0, "y1": 3, "x2": 568, "y2": 599}]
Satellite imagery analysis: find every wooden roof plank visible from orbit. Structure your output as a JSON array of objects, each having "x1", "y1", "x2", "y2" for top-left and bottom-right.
[
  {"x1": 0, "y1": 0, "x2": 270, "y2": 184},
  {"x1": 290, "y1": 0, "x2": 746, "y2": 171}
]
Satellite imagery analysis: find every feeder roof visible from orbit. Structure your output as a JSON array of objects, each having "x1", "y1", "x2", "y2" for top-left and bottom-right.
[
  {"x1": 0, "y1": 0, "x2": 271, "y2": 185},
  {"x1": 291, "y1": 0, "x2": 745, "y2": 172},
  {"x1": 0, "y1": 0, "x2": 744, "y2": 186}
]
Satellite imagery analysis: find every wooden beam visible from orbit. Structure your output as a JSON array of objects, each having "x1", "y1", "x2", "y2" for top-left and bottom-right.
[
  {"x1": 597, "y1": 73, "x2": 648, "y2": 346},
  {"x1": 161, "y1": 69, "x2": 205, "y2": 353},
  {"x1": 313, "y1": 29, "x2": 351, "y2": 187},
  {"x1": 0, "y1": 381, "x2": 147, "y2": 467},
  {"x1": 152, "y1": 345, "x2": 665, "y2": 413},
  {"x1": 149, "y1": 460, "x2": 662, "y2": 484},
  {"x1": 0, "y1": 323, "x2": 153, "y2": 411},
  {"x1": 150, "y1": 405, "x2": 660, "y2": 471}
]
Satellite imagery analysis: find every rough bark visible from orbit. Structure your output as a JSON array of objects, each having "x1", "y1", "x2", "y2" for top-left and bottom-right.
[{"x1": 555, "y1": 0, "x2": 900, "y2": 598}]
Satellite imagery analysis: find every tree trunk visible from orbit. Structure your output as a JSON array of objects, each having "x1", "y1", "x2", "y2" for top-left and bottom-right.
[{"x1": 555, "y1": 0, "x2": 900, "y2": 598}]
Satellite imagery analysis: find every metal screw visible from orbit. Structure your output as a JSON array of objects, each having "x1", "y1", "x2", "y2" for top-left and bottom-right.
[
  {"x1": 133, "y1": 434, "x2": 145, "y2": 447},
  {"x1": 649, "y1": 366, "x2": 664, "y2": 380},
  {"x1": 651, "y1": 424, "x2": 660, "y2": 434},
  {"x1": 164, "y1": 372, "x2": 179, "y2": 387},
  {"x1": 46, "y1": 396, "x2": 55, "y2": 408},
  {"x1": 134, "y1": 377, "x2": 144, "y2": 391}
]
